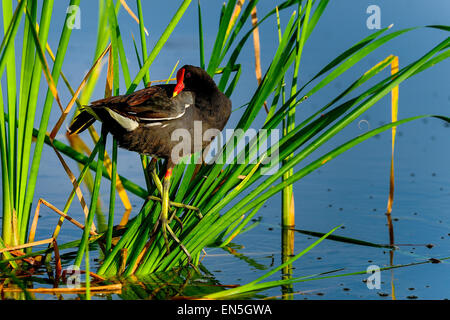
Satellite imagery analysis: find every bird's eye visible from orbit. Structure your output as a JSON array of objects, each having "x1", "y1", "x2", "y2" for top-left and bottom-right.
[{"x1": 185, "y1": 72, "x2": 191, "y2": 79}]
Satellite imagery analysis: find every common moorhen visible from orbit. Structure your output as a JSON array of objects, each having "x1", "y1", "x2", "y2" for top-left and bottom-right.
[{"x1": 68, "y1": 65, "x2": 232, "y2": 258}]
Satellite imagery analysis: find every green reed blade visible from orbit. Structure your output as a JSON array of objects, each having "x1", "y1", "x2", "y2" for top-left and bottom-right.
[
  {"x1": 136, "y1": 0, "x2": 150, "y2": 85},
  {"x1": 220, "y1": 200, "x2": 265, "y2": 247},
  {"x1": 18, "y1": 0, "x2": 55, "y2": 243},
  {"x1": 16, "y1": 0, "x2": 37, "y2": 229},
  {"x1": 206, "y1": 0, "x2": 237, "y2": 76},
  {"x1": 23, "y1": 0, "x2": 81, "y2": 245},
  {"x1": 2, "y1": 0, "x2": 17, "y2": 219},
  {"x1": 106, "y1": 138, "x2": 118, "y2": 253},
  {"x1": 219, "y1": 0, "x2": 259, "y2": 63},
  {"x1": 107, "y1": 0, "x2": 131, "y2": 88},
  {"x1": 303, "y1": 0, "x2": 329, "y2": 41},
  {"x1": 131, "y1": 32, "x2": 143, "y2": 70},
  {"x1": 78, "y1": 0, "x2": 111, "y2": 106},
  {"x1": 0, "y1": 87, "x2": 12, "y2": 245},
  {"x1": 85, "y1": 235, "x2": 91, "y2": 300},
  {"x1": 197, "y1": 0, "x2": 205, "y2": 69},
  {"x1": 282, "y1": 0, "x2": 311, "y2": 228},
  {"x1": 299, "y1": 27, "x2": 415, "y2": 106},
  {"x1": 19, "y1": 1, "x2": 61, "y2": 242},
  {"x1": 97, "y1": 200, "x2": 154, "y2": 275},
  {"x1": 217, "y1": 0, "x2": 298, "y2": 92},
  {"x1": 224, "y1": 64, "x2": 241, "y2": 97},
  {"x1": 127, "y1": 0, "x2": 192, "y2": 94},
  {"x1": 50, "y1": 140, "x2": 101, "y2": 244},
  {"x1": 0, "y1": 0, "x2": 25, "y2": 77},
  {"x1": 75, "y1": 126, "x2": 107, "y2": 266},
  {"x1": 0, "y1": 236, "x2": 18, "y2": 269}
]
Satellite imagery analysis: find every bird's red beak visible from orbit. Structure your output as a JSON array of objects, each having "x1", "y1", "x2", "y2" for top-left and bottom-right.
[{"x1": 173, "y1": 68, "x2": 185, "y2": 97}]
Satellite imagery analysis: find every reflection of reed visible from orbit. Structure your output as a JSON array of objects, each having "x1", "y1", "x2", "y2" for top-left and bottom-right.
[
  {"x1": 281, "y1": 225, "x2": 295, "y2": 300},
  {"x1": 0, "y1": 284, "x2": 122, "y2": 295},
  {"x1": 385, "y1": 193, "x2": 396, "y2": 298},
  {"x1": 385, "y1": 205, "x2": 396, "y2": 299}
]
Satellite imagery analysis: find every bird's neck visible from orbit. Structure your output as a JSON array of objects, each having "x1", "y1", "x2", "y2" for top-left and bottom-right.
[{"x1": 196, "y1": 74, "x2": 218, "y2": 94}]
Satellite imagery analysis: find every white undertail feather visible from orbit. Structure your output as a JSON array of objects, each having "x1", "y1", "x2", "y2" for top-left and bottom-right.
[
  {"x1": 106, "y1": 108, "x2": 139, "y2": 131},
  {"x1": 105, "y1": 103, "x2": 192, "y2": 131}
]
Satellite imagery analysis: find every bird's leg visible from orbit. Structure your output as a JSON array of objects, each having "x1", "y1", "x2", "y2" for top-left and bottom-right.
[
  {"x1": 165, "y1": 223, "x2": 192, "y2": 265},
  {"x1": 146, "y1": 160, "x2": 198, "y2": 265},
  {"x1": 146, "y1": 158, "x2": 203, "y2": 221},
  {"x1": 159, "y1": 167, "x2": 193, "y2": 264},
  {"x1": 146, "y1": 195, "x2": 203, "y2": 219},
  {"x1": 147, "y1": 158, "x2": 164, "y2": 196}
]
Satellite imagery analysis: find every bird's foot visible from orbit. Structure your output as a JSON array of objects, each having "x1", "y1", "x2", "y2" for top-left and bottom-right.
[
  {"x1": 147, "y1": 195, "x2": 203, "y2": 221},
  {"x1": 151, "y1": 167, "x2": 194, "y2": 266}
]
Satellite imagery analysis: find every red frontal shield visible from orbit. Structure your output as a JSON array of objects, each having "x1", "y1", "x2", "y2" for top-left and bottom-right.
[{"x1": 173, "y1": 68, "x2": 185, "y2": 97}]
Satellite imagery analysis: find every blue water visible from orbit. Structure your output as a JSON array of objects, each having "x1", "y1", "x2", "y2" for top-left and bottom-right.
[{"x1": 1, "y1": 1, "x2": 450, "y2": 299}]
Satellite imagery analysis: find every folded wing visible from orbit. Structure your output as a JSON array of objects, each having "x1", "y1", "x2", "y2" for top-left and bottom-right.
[{"x1": 91, "y1": 85, "x2": 194, "y2": 122}]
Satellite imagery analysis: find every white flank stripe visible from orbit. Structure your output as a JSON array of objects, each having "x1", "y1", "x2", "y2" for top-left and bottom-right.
[
  {"x1": 144, "y1": 122, "x2": 162, "y2": 127},
  {"x1": 139, "y1": 107, "x2": 188, "y2": 121}
]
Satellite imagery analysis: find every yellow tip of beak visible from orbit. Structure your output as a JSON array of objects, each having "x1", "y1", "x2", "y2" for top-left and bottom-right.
[{"x1": 172, "y1": 92, "x2": 178, "y2": 97}]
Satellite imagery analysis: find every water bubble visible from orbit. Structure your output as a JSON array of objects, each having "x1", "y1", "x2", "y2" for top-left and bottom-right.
[{"x1": 358, "y1": 119, "x2": 371, "y2": 132}]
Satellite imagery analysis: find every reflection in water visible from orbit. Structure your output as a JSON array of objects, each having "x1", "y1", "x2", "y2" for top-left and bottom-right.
[
  {"x1": 385, "y1": 210, "x2": 396, "y2": 300},
  {"x1": 385, "y1": 206, "x2": 396, "y2": 300},
  {"x1": 281, "y1": 186, "x2": 295, "y2": 299},
  {"x1": 281, "y1": 226, "x2": 295, "y2": 300}
]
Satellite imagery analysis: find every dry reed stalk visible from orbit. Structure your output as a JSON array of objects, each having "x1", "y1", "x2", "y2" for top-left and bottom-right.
[
  {"x1": 147, "y1": 78, "x2": 176, "y2": 86},
  {"x1": 49, "y1": 44, "x2": 111, "y2": 140},
  {"x1": 1, "y1": 283, "x2": 122, "y2": 294},
  {"x1": 0, "y1": 238, "x2": 53, "y2": 253},
  {"x1": 41, "y1": 199, "x2": 97, "y2": 236},
  {"x1": 53, "y1": 239, "x2": 62, "y2": 282},
  {"x1": 119, "y1": 0, "x2": 149, "y2": 35},
  {"x1": 50, "y1": 142, "x2": 97, "y2": 233},
  {"x1": 250, "y1": 6, "x2": 269, "y2": 113},
  {"x1": 67, "y1": 132, "x2": 133, "y2": 213},
  {"x1": 225, "y1": 0, "x2": 245, "y2": 41}
]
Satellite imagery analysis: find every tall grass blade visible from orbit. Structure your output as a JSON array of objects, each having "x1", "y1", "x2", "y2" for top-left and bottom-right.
[
  {"x1": 22, "y1": 0, "x2": 81, "y2": 245},
  {"x1": 75, "y1": 126, "x2": 107, "y2": 266},
  {"x1": 128, "y1": 0, "x2": 192, "y2": 94}
]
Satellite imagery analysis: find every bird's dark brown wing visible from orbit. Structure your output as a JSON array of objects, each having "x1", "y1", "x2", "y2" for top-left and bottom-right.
[{"x1": 90, "y1": 85, "x2": 193, "y2": 122}]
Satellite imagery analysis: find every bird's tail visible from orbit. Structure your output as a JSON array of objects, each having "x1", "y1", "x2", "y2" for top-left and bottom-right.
[{"x1": 67, "y1": 110, "x2": 96, "y2": 135}]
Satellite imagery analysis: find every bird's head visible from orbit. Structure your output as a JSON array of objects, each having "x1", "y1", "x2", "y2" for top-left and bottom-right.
[{"x1": 172, "y1": 65, "x2": 216, "y2": 97}]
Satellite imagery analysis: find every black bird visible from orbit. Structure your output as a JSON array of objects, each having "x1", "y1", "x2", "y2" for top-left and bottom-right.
[{"x1": 68, "y1": 65, "x2": 232, "y2": 257}]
